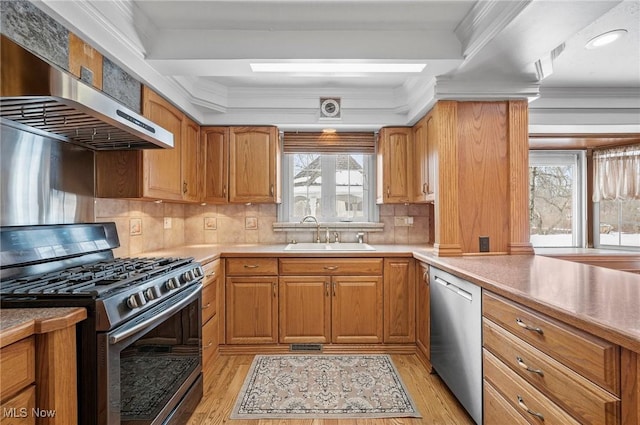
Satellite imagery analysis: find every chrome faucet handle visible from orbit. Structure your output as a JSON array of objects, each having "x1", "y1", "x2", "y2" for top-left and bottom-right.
[
  {"x1": 325, "y1": 227, "x2": 330, "y2": 243},
  {"x1": 357, "y1": 232, "x2": 364, "y2": 243},
  {"x1": 334, "y1": 232, "x2": 340, "y2": 243}
]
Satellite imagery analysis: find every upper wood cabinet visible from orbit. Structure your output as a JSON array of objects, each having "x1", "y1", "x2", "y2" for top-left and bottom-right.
[
  {"x1": 181, "y1": 116, "x2": 200, "y2": 202},
  {"x1": 377, "y1": 127, "x2": 413, "y2": 204},
  {"x1": 96, "y1": 87, "x2": 196, "y2": 202},
  {"x1": 201, "y1": 126, "x2": 281, "y2": 204},
  {"x1": 412, "y1": 114, "x2": 436, "y2": 203},
  {"x1": 201, "y1": 127, "x2": 229, "y2": 204},
  {"x1": 229, "y1": 126, "x2": 281, "y2": 203}
]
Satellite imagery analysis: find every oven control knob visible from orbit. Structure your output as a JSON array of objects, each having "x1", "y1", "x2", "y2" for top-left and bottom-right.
[
  {"x1": 144, "y1": 287, "x2": 159, "y2": 301},
  {"x1": 181, "y1": 270, "x2": 194, "y2": 282},
  {"x1": 192, "y1": 266, "x2": 204, "y2": 278},
  {"x1": 165, "y1": 277, "x2": 180, "y2": 290},
  {"x1": 126, "y1": 293, "x2": 146, "y2": 309}
]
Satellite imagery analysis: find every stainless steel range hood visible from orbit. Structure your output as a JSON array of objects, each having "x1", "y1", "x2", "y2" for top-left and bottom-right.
[{"x1": 1, "y1": 35, "x2": 173, "y2": 150}]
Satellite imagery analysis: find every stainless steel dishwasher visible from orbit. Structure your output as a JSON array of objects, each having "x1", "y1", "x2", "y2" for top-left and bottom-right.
[{"x1": 430, "y1": 266, "x2": 482, "y2": 424}]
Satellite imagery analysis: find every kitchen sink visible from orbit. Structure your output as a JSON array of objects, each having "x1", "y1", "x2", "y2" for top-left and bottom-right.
[{"x1": 284, "y1": 242, "x2": 375, "y2": 251}]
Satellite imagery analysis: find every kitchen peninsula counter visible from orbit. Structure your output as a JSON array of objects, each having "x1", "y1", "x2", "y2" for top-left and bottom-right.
[
  {"x1": 0, "y1": 307, "x2": 86, "y2": 348},
  {"x1": 142, "y1": 244, "x2": 640, "y2": 352}
]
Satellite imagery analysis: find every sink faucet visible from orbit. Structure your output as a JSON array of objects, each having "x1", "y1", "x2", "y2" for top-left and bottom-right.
[
  {"x1": 300, "y1": 215, "x2": 320, "y2": 243},
  {"x1": 325, "y1": 227, "x2": 330, "y2": 243}
]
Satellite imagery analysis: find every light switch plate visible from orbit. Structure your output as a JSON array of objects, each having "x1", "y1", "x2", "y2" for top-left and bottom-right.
[{"x1": 163, "y1": 217, "x2": 172, "y2": 229}]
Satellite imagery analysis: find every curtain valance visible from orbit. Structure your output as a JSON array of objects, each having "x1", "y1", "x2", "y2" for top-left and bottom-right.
[{"x1": 592, "y1": 144, "x2": 640, "y2": 202}]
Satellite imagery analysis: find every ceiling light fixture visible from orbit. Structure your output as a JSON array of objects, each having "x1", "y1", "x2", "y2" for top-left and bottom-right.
[
  {"x1": 585, "y1": 29, "x2": 627, "y2": 49},
  {"x1": 250, "y1": 63, "x2": 426, "y2": 73}
]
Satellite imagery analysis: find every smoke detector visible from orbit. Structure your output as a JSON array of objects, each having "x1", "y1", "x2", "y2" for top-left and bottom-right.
[{"x1": 320, "y1": 97, "x2": 341, "y2": 119}]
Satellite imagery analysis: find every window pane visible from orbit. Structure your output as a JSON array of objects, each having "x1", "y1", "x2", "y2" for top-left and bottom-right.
[
  {"x1": 292, "y1": 154, "x2": 321, "y2": 217},
  {"x1": 598, "y1": 199, "x2": 640, "y2": 247},
  {"x1": 335, "y1": 154, "x2": 364, "y2": 220},
  {"x1": 529, "y1": 152, "x2": 582, "y2": 247},
  {"x1": 287, "y1": 153, "x2": 372, "y2": 222}
]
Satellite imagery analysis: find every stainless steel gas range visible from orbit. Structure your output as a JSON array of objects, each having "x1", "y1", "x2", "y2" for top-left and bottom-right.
[{"x1": 0, "y1": 222, "x2": 204, "y2": 425}]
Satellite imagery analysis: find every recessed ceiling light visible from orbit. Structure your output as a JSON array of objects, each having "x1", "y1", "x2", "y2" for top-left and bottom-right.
[
  {"x1": 250, "y1": 63, "x2": 426, "y2": 73},
  {"x1": 585, "y1": 29, "x2": 627, "y2": 49}
]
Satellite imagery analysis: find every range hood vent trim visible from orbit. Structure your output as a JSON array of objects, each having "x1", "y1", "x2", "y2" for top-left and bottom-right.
[{"x1": 0, "y1": 35, "x2": 173, "y2": 151}]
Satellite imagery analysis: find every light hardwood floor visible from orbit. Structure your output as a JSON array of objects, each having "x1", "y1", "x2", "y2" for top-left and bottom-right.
[{"x1": 188, "y1": 354, "x2": 474, "y2": 425}]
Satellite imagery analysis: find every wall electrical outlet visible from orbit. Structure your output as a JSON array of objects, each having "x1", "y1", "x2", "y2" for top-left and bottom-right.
[
  {"x1": 479, "y1": 236, "x2": 490, "y2": 252},
  {"x1": 163, "y1": 217, "x2": 172, "y2": 229}
]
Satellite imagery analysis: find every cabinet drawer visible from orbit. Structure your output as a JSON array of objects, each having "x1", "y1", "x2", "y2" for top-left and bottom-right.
[
  {"x1": 202, "y1": 281, "x2": 217, "y2": 324},
  {"x1": 484, "y1": 318, "x2": 621, "y2": 425},
  {"x1": 203, "y1": 313, "x2": 219, "y2": 370},
  {"x1": 0, "y1": 385, "x2": 35, "y2": 425},
  {"x1": 202, "y1": 259, "x2": 221, "y2": 287},
  {"x1": 0, "y1": 337, "x2": 35, "y2": 401},
  {"x1": 279, "y1": 258, "x2": 383, "y2": 276},
  {"x1": 484, "y1": 349, "x2": 582, "y2": 425},
  {"x1": 484, "y1": 380, "x2": 530, "y2": 425},
  {"x1": 226, "y1": 258, "x2": 277, "y2": 276},
  {"x1": 483, "y1": 291, "x2": 619, "y2": 394}
]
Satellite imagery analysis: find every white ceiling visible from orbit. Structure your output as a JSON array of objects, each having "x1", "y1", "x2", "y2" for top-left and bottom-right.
[{"x1": 36, "y1": 0, "x2": 640, "y2": 133}]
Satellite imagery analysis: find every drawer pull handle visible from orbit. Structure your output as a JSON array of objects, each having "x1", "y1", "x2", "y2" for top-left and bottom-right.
[
  {"x1": 332, "y1": 281, "x2": 336, "y2": 297},
  {"x1": 204, "y1": 341, "x2": 214, "y2": 349},
  {"x1": 517, "y1": 395, "x2": 545, "y2": 421},
  {"x1": 206, "y1": 272, "x2": 216, "y2": 277},
  {"x1": 324, "y1": 266, "x2": 339, "y2": 270},
  {"x1": 325, "y1": 281, "x2": 329, "y2": 297},
  {"x1": 202, "y1": 303, "x2": 211, "y2": 310},
  {"x1": 516, "y1": 356, "x2": 544, "y2": 376},
  {"x1": 244, "y1": 264, "x2": 260, "y2": 269},
  {"x1": 516, "y1": 318, "x2": 544, "y2": 335}
]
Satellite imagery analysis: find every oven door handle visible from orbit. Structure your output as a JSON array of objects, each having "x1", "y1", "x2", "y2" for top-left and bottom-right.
[{"x1": 109, "y1": 284, "x2": 201, "y2": 345}]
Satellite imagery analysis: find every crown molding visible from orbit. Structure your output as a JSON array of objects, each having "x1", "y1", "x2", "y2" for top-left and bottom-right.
[
  {"x1": 434, "y1": 77, "x2": 540, "y2": 101},
  {"x1": 532, "y1": 87, "x2": 640, "y2": 108},
  {"x1": 454, "y1": 0, "x2": 532, "y2": 63},
  {"x1": 402, "y1": 77, "x2": 437, "y2": 124}
]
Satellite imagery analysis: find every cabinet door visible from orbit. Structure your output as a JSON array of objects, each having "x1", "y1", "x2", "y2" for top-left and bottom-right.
[
  {"x1": 383, "y1": 258, "x2": 416, "y2": 343},
  {"x1": 332, "y1": 276, "x2": 383, "y2": 344},
  {"x1": 201, "y1": 127, "x2": 229, "y2": 204},
  {"x1": 279, "y1": 276, "x2": 331, "y2": 344},
  {"x1": 142, "y1": 87, "x2": 184, "y2": 200},
  {"x1": 229, "y1": 126, "x2": 279, "y2": 203},
  {"x1": 416, "y1": 262, "x2": 430, "y2": 360},
  {"x1": 377, "y1": 127, "x2": 413, "y2": 203},
  {"x1": 225, "y1": 276, "x2": 278, "y2": 344},
  {"x1": 182, "y1": 116, "x2": 200, "y2": 202},
  {"x1": 412, "y1": 117, "x2": 429, "y2": 202},
  {"x1": 425, "y1": 113, "x2": 437, "y2": 201}
]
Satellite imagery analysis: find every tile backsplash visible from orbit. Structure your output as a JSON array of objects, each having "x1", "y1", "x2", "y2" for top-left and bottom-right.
[{"x1": 95, "y1": 199, "x2": 430, "y2": 257}]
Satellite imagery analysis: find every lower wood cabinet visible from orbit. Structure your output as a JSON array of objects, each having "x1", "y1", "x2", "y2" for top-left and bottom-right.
[
  {"x1": 482, "y1": 291, "x2": 621, "y2": 425},
  {"x1": 416, "y1": 261, "x2": 430, "y2": 363},
  {"x1": 383, "y1": 258, "x2": 415, "y2": 343},
  {"x1": 278, "y1": 258, "x2": 384, "y2": 345},
  {"x1": 225, "y1": 276, "x2": 279, "y2": 344},
  {"x1": 201, "y1": 259, "x2": 221, "y2": 390}
]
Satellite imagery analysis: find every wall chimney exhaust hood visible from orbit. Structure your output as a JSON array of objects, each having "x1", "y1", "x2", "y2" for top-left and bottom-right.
[{"x1": 0, "y1": 35, "x2": 173, "y2": 150}]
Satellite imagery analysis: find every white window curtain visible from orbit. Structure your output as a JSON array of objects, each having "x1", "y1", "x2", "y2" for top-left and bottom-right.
[{"x1": 592, "y1": 144, "x2": 640, "y2": 202}]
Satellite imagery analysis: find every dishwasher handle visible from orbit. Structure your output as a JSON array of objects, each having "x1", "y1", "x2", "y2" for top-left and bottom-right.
[{"x1": 434, "y1": 276, "x2": 473, "y2": 302}]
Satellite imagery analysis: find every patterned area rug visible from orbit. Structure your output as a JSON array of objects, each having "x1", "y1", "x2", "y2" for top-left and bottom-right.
[{"x1": 231, "y1": 354, "x2": 421, "y2": 419}]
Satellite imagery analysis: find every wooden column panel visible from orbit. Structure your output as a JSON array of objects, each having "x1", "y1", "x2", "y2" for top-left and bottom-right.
[
  {"x1": 68, "y1": 33, "x2": 103, "y2": 90},
  {"x1": 622, "y1": 349, "x2": 640, "y2": 425},
  {"x1": 507, "y1": 100, "x2": 535, "y2": 254},
  {"x1": 433, "y1": 101, "x2": 463, "y2": 256}
]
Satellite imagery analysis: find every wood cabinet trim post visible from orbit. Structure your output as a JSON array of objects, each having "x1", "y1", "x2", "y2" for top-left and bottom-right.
[
  {"x1": 622, "y1": 348, "x2": 640, "y2": 425},
  {"x1": 433, "y1": 101, "x2": 463, "y2": 256},
  {"x1": 507, "y1": 100, "x2": 534, "y2": 254},
  {"x1": 35, "y1": 326, "x2": 78, "y2": 425}
]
